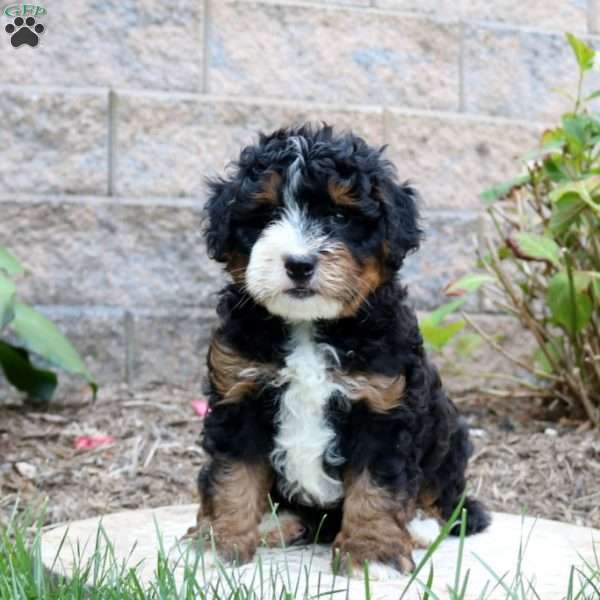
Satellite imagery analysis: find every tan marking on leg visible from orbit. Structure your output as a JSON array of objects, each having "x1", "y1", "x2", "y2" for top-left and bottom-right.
[
  {"x1": 208, "y1": 337, "x2": 277, "y2": 405},
  {"x1": 332, "y1": 471, "x2": 416, "y2": 575},
  {"x1": 331, "y1": 372, "x2": 406, "y2": 413},
  {"x1": 417, "y1": 486, "x2": 444, "y2": 521},
  {"x1": 192, "y1": 460, "x2": 273, "y2": 563},
  {"x1": 417, "y1": 487, "x2": 438, "y2": 508}
]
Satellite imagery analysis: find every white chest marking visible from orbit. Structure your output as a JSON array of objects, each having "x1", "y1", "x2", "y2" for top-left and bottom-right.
[{"x1": 271, "y1": 323, "x2": 345, "y2": 506}]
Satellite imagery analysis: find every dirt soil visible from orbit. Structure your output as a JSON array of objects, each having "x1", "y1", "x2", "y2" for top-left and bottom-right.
[{"x1": 1, "y1": 384, "x2": 598, "y2": 530}]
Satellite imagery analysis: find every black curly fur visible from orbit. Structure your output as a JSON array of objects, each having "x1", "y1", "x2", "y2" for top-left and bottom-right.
[{"x1": 198, "y1": 124, "x2": 490, "y2": 545}]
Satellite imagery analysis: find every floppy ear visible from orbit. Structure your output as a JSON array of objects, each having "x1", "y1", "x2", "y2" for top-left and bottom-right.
[
  {"x1": 380, "y1": 179, "x2": 422, "y2": 271},
  {"x1": 204, "y1": 177, "x2": 237, "y2": 263}
]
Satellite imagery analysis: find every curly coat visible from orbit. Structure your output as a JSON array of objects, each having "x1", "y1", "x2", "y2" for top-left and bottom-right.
[{"x1": 190, "y1": 124, "x2": 490, "y2": 574}]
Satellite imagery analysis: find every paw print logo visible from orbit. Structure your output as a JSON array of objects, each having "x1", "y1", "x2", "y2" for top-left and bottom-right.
[{"x1": 5, "y1": 16, "x2": 45, "y2": 48}]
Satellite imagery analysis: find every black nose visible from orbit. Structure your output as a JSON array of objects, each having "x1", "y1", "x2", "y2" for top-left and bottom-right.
[{"x1": 285, "y1": 255, "x2": 316, "y2": 282}]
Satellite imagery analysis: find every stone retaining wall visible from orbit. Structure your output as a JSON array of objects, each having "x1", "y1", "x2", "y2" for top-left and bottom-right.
[{"x1": 0, "y1": 1, "x2": 595, "y2": 390}]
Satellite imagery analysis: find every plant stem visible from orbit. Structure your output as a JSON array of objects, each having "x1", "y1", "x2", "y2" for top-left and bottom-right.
[
  {"x1": 584, "y1": 343, "x2": 600, "y2": 388},
  {"x1": 574, "y1": 67, "x2": 584, "y2": 113},
  {"x1": 480, "y1": 234, "x2": 597, "y2": 414},
  {"x1": 483, "y1": 235, "x2": 558, "y2": 367},
  {"x1": 579, "y1": 193, "x2": 600, "y2": 217},
  {"x1": 461, "y1": 313, "x2": 558, "y2": 382},
  {"x1": 477, "y1": 371, "x2": 556, "y2": 392},
  {"x1": 475, "y1": 387, "x2": 556, "y2": 399},
  {"x1": 584, "y1": 213, "x2": 600, "y2": 270},
  {"x1": 573, "y1": 371, "x2": 599, "y2": 424}
]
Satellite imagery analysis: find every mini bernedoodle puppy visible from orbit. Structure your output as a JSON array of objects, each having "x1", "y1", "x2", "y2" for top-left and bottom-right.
[{"x1": 188, "y1": 124, "x2": 490, "y2": 577}]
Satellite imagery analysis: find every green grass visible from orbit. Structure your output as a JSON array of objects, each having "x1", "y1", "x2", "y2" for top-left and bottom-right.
[{"x1": 1, "y1": 502, "x2": 598, "y2": 600}]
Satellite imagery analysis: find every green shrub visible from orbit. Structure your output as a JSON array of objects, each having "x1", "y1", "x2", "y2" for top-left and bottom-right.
[
  {"x1": 0, "y1": 246, "x2": 96, "y2": 405},
  {"x1": 422, "y1": 33, "x2": 600, "y2": 425}
]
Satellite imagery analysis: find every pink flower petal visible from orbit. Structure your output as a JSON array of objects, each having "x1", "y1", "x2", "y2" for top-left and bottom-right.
[
  {"x1": 74, "y1": 435, "x2": 116, "y2": 451},
  {"x1": 191, "y1": 398, "x2": 210, "y2": 418}
]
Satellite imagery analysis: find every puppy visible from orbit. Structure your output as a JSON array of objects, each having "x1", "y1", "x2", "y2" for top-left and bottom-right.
[{"x1": 189, "y1": 124, "x2": 489, "y2": 576}]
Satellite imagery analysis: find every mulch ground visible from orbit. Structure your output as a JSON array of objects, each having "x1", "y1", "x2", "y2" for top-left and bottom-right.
[{"x1": 1, "y1": 384, "x2": 598, "y2": 530}]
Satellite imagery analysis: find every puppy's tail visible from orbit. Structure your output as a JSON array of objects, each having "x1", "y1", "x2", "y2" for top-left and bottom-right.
[{"x1": 449, "y1": 496, "x2": 491, "y2": 536}]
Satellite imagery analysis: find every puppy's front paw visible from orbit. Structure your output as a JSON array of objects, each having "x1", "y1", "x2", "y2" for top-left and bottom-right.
[
  {"x1": 332, "y1": 533, "x2": 415, "y2": 578},
  {"x1": 184, "y1": 524, "x2": 258, "y2": 565},
  {"x1": 216, "y1": 534, "x2": 258, "y2": 565}
]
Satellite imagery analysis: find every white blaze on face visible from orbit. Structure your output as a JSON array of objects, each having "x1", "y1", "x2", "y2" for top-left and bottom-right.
[{"x1": 245, "y1": 138, "x2": 344, "y2": 321}]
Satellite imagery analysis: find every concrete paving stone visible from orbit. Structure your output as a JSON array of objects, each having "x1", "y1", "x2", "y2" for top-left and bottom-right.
[{"x1": 41, "y1": 505, "x2": 600, "y2": 600}]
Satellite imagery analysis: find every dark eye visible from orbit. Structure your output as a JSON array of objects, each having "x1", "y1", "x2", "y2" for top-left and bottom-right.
[{"x1": 332, "y1": 212, "x2": 349, "y2": 225}]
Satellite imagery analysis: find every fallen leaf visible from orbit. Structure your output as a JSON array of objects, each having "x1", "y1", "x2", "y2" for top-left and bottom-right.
[
  {"x1": 74, "y1": 435, "x2": 115, "y2": 451},
  {"x1": 14, "y1": 461, "x2": 37, "y2": 480},
  {"x1": 191, "y1": 398, "x2": 210, "y2": 418}
]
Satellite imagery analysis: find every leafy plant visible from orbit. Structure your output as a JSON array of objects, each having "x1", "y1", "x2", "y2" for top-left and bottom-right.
[
  {"x1": 419, "y1": 300, "x2": 467, "y2": 353},
  {"x1": 0, "y1": 246, "x2": 96, "y2": 404},
  {"x1": 430, "y1": 33, "x2": 600, "y2": 425},
  {"x1": 419, "y1": 275, "x2": 495, "y2": 355}
]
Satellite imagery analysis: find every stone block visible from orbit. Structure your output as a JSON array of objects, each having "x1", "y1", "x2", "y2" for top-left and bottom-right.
[
  {"x1": 591, "y1": 0, "x2": 600, "y2": 33},
  {"x1": 128, "y1": 310, "x2": 217, "y2": 388},
  {"x1": 384, "y1": 109, "x2": 543, "y2": 210},
  {"x1": 114, "y1": 93, "x2": 384, "y2": 196},
  {"x1": 0, "y1": 1, "x2": 204, "y2": 91},
  {"x1": 403, "y1": 209, "x2": 480, "y2": 310},
  {"x1": 209, "y1": 2, "x2": 460, "y2": 110},
  {"x1": 374, "y1": 0, "x2": 456, "y2": 18},
  {"x1": 462, "y1": 0, "x2": 588, "y2": 32},
  {"x1": 0, "y1": 197, "x2": 227, "y2": 310},
  {"x1": 0, "y1": 89, "x2": 108, "y2": 195},
  {"x1": 463, "y1": 25, "x2": 600, "y2": 120},
  {"x1": 312, "y1": 0, "x2": 372, "y2": 5}
]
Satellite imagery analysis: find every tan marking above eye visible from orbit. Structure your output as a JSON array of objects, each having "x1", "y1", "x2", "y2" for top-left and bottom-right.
[
  {"x1": 328, "y1": 178, "x2": 357, "y2": 207},
  {"x1": 253, "y1": 171, "x2": 282, "y2": 205}
]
